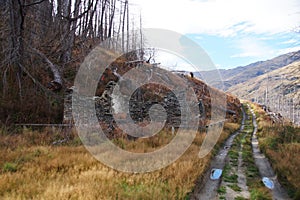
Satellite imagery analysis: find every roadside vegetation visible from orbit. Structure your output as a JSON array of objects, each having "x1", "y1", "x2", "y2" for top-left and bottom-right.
[
  {"x1": 0, "y1": 122, "x2": 240, "y2": 199},
  {"x1": 251, "y1": 103, "x2": 300, "y2": 199}
]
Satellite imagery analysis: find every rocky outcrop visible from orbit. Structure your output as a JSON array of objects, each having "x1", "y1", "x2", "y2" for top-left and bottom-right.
[{"x1": 63, "y1": 62, "x2": 241, "y2": 139}]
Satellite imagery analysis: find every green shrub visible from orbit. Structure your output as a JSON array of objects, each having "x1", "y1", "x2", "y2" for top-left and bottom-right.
[
  {"x1": 229, "y1": 183, "x2": 241, "y2": 192},
  {"x1": 217, "y1": 186, "x2": 226, "y2": 195},
  {"x1": 2, "y1": 162, "x2": 17, "y2": 172}
]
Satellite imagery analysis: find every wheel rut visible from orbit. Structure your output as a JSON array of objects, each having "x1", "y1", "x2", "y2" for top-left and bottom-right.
[
  {"x1": 217, "y1": 112, "x2": 250, "y2": 200},
  {"x1": 248, "y1": 105, "x2": 290, "y2": 200},
  {"x1": 191, "y1": 107, "x2": 246, "y2": 200},
  {"x1": 192, "y1": 104, "x2": 291, "y2": 200}
]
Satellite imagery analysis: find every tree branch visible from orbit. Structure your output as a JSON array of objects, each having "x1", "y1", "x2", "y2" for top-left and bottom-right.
[
  {"x1": 18, "y1": 63, "x2": 62, "y2": 98},
  {"x1": 22, "y1": 0, "x2": 47, "y2": 7},
  {"x1": 61, "y1": 2, "x2": 94, "y2": 22},
  {"x1": 29, "y1": 46, "x2": 63, "y2": 91}
]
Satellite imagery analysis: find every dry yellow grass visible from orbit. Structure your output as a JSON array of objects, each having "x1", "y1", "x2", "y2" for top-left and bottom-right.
[
  {"x1": 0, "y1": 123, "x2": 240, "y2": 200},
  {"x1": 266, "y1": 143, "x2": 300, "y2": 188}
]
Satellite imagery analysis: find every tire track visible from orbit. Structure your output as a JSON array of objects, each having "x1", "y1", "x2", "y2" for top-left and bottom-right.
[
  {"x1": 248, "y1": 105, "x2": 290, "y2": 200},
  {"x1": 191, "y1": 107, "x2": 246, "y2": 200},
  {"x1": 218, "y1": 129, "x2": 251, "y2": 200},
  {"x1": 217, "y1": 108, "x2": 252, "y2": 200}
]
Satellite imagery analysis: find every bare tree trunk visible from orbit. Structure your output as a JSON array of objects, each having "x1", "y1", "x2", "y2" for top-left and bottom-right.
[
  {"x1": 116, "y1": 0, "x2": 123, "y2": 44},
  {"x1": 82, "y1": 0, "x2": 91, "y2": 38},
  {"x1": 8, "y1": 0, "x2": 25, "y2": 63},
  {"x1": 121, "y1": 0, "x2": 127, "y2": 51},
  {"x1": 108, "y1": 0, "x2": 116, "y2": 38},
  {"x1": 78, "y1": 6, "x2": 83, "y2": 36},
  {"x1": 7, "y1": 0, "x2": 25, "y2": 98},
  {"x1": 131, "y1": 20, "x2": 136, "y2": 50},
  {"x1": 126, "y1": 0, "x2": 129, "y2": 52},
  {"x1": 69, "y1": 0, "x2": 81, "y2": 54},
  {"x1": 86, "y1": 0, "x2": 98, "y2": 38},
  {"x1": 139, "y1": 13, "x2": 144, "y2": 60},
  {"x1": 99, "y1": 0, "x2": 107, "y2": 41},
  {"x1": 104, "y1": 5, "x2": 108, "y2": 40},
  {"x1": 59, "y1": 0, "x2": 72, "y2": 63},
  {"x1": 94, "y1": 4, "x2": 98, "y2": 38}
]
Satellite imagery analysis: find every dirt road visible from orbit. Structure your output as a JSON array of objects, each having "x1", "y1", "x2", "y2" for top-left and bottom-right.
[
  {"x1": 191, "y1": 105, "x2": 290, "y2": 200},
  {"x1": 191, "y1": 107, "x2": 246, "y2": 200}
]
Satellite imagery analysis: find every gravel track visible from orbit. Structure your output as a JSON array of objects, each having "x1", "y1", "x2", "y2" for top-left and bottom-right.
[{"x1": 191, "y1": 107, "x2": 246, "y2": 200}]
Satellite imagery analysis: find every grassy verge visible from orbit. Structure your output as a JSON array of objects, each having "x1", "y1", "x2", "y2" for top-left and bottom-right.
[
  {"x1": 222, "y1": 134, "x2": 242, "y2": 189},
  {"x1": 218, "y1": 112, "x2": 246, "y2": 199},
  {"x1": 0, "y1": 122, "x2": 240, "y2": 200},
  {"x1": 251, "y1": 103, "x2": 300, "y2": 199},
  {"x1": 242, "y1": 105, "x2": 272, "y2": 200},
  {"x1": 226, "y1": 132, "x2": 245, "y2": 193}
]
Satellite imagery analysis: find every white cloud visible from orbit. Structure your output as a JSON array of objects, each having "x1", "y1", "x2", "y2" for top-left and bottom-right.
[
  {"x1": 155, "y1": 50, "x2": 203, "y2": 72},
  {"x1": 230, "y1": 38, "x2": 300, "y2": 61},
  {"x1": 280, "y1": 39, "x2": 299, "y2": 45},
  {"x1": 215, "y1": 64, "x2": 221, "y2": 68},
  {"x1": 131, "y1": 0, "x2": 300, "y2": 36},
  {"x1": 129, "y1": 0, "x2": 300, "y2": 70},
  {"x1": 276, "y1": 46, "x2": 300, "y2": 55},
  {"x1": 230, "y1": 37, "x2": 275, "y2": 58}
]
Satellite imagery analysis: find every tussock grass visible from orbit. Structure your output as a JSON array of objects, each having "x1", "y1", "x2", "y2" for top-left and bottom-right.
[{"x1": 0, "y1": 123, "x2": 240, "y2": 199}]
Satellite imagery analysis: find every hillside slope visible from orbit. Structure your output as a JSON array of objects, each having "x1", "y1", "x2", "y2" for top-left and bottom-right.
[
  {"x1": 197, "y1": 50, "x2": 300, "y2": 91},
  {"x1": 64, "y1": 47, "x2": 241, "y2": 137},
  {"x1": 228, "y1": 61, "x2": 300, "y2": 125},
  {"x1": 90, "y1": 52, "x2": 242, "y2": 138}
]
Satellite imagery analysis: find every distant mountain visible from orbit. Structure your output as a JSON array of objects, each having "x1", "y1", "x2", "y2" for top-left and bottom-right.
[
  {"x1": 197, "y1": 50, "x2": 300, "y2": 91},
  {"x1": 228, "y1": 61, "x2": 300, "y2": 125}
]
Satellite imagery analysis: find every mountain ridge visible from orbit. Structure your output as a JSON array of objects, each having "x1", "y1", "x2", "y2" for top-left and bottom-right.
[
  {"x1": 228, "y1": 61, "x2": 300, "y2": 125},
  {"x1": 197, "y1": 50, "x2": 300, "y2": 91}
]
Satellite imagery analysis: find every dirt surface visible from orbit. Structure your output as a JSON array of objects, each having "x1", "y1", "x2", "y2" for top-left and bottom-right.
[
  {"x1": 192, "y1": 105, "x2": 291, "y2": 200},
  {"x1": 249, "y1": 106, "x2": 290, "y2": 200},
  {"x1": 217, "y1": 109, "x2": 251, "y2": 200},
  {"x1": 191, "y1": 107, "x2": 246, "y2": 200},
  {"x1": 236, "y1": 139, "x2": 251, "y2": 198},
  {"x1": 219, "y1": 130, "x2": 251, "y2": 200}
]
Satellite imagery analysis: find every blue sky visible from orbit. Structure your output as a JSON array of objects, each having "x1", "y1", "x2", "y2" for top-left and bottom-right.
[
  {"x1": 131, "y1": 0, "x2": 300, "y2": 70},
  {"x1": 187, "y1": 32, "x2": 300, "y2": 69}
]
